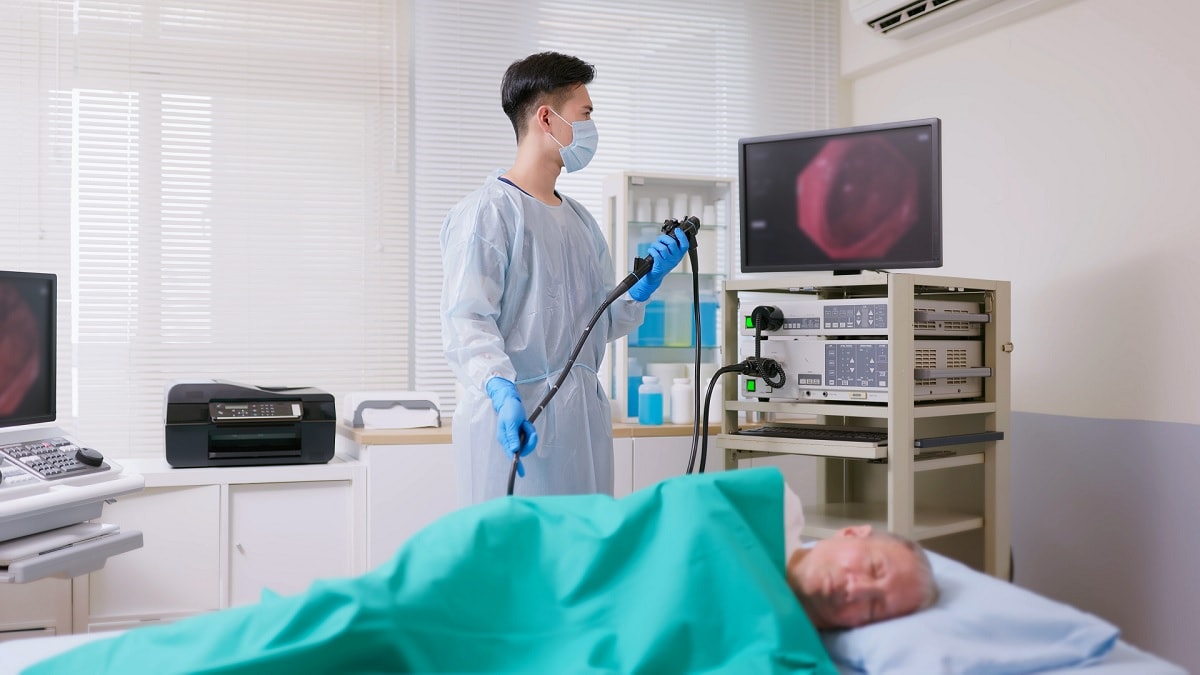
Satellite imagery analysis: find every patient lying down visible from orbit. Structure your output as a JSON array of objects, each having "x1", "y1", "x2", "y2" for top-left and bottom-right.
[
  {"x1": 27, "y1": 468, "x2": 937, "y2": 675},
  {"x1": 778, "y1": 480, "x2": 937, "y2": 629}
]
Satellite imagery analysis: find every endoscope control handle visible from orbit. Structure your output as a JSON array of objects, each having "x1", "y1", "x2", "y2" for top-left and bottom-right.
[
  {"x1": 627, "y1": 216, "x2": 702, "y2": 283},
  {"x1": 662, "y1": 215, "x2": 700, "y2": 247}
]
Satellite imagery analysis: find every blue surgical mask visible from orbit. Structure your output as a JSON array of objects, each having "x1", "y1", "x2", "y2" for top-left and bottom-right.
[{"x1": 548, "y1": 109, "x2": 598, "y2": 173}]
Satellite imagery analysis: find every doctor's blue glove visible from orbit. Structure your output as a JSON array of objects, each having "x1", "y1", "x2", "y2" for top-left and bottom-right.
[
  {"x1": 485, "y1": 377, "x2": 538, "y2": 477},
  {"x1": 629, "y1": 229, "x2": 690, "y2": 302}
]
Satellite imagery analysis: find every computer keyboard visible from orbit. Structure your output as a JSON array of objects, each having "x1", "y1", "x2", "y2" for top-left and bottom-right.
[
  {"x1": 0, "y1": 437, "x2": 107, "y2": 481},
  {"x1": 734, "y1": 425, "x2": 888, "y2": 445}
]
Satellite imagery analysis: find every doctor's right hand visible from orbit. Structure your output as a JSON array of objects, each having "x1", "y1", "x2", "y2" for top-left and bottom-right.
[{"x1": 485, "y1": 377, "x2": 538, "y2": 477}]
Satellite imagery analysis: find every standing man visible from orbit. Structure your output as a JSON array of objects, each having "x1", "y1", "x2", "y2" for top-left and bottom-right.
[{"x1": 441, "y1": 52, "x2": 689, "y2": 503}]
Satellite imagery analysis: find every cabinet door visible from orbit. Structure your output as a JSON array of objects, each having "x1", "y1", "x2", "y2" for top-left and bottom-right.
[
  {"x1": 228, "y1": 481, "x2": 353, "y2": 607},
  {"x1": 362, "y1": 444, "x2": 458, "y2": 569},
  {"x1": 631, "y1": 434, "x2": 723, "y2": 493},
  {"x1": 88, "y1": 485, "x2": 222, "y2": 623},
  {"x1": 0, "y1": 578, "x2": 71, "y2": 637}
]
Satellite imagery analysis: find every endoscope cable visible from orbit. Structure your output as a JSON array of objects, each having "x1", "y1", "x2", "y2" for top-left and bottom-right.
[
  {"x1": 688, "y1": 305, "x2": 786, "y2": 474},
  {"x1": 506, "y1": 217, "x2": 701, "y2": 496}
]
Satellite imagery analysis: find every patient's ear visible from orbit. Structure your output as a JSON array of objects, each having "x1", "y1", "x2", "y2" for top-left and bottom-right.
[{"x1": 836, "y1": 524, "x2": 873, "y2": 539}]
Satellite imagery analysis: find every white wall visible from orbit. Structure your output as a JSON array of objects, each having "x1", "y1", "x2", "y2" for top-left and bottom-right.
[
  {"x1": 841, "y1": 0, "x2": 1200, "y2": 669},
  {"x1": 843, "y1": 0, "x2": 1200, "y2": 424}
]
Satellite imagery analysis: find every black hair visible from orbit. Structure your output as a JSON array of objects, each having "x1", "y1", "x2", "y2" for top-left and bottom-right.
[{"x1": 501, "y1": 51, "x2": 595, "y2": 142}]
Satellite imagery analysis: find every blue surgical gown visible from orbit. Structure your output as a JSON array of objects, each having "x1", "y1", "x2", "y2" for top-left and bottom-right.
[{"x1": 441, "y1": 173, "x2": 644, "y2": 503}]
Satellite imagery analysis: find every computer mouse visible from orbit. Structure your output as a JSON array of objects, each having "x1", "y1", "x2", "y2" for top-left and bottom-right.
[{"x1": 75, "y1": 447, "x2": 104, "y2": 467}]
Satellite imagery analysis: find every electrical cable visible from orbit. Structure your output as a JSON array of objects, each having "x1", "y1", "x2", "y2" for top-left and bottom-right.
[{"x1": 688, "y1": 305, "x2": 786, "y2": 474}]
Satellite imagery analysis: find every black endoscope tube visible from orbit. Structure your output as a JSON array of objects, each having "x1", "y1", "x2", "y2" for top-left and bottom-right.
[
  {"x1": 685, "y1": 244, "x2": 702, "y2": 474},
  {"x1": 506, "y1": 292, "x2": 613, "y2": 496},
  {"x1": 506, "y1": 217, "x2": 701, "y2": 496}
]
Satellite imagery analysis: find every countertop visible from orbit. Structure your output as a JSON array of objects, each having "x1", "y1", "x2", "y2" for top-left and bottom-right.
[{"x1": 338, "y1": 421, "x2": 721, "y2": 446}]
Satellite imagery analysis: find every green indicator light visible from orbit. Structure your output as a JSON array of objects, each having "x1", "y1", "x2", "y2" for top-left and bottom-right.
[
  {"x1": 746, "y1": 380, "x2": 757, "y2": 392},
  {"x1": 744, "y1": 316, "x2": 754, "y2": 329}
]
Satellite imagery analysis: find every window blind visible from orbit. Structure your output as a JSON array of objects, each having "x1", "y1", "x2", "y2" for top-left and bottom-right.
[
  {"x1": 0, "y1": 0, "x2": 409, "y2": 456},
  {"x1": 1, "y1": 0, "x2": 836, "y2": 454},
  {"x1": 411, "y1": 0, "x2": 839, "y2": 416}
]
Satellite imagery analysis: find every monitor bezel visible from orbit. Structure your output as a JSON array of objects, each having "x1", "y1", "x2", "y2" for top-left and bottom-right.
[
  {"x1": 738, "y1": 117, "x2": 943, "y2": 274},
  {"x1": 0, "y1": 270, "x2": 57, "y2": 429}
]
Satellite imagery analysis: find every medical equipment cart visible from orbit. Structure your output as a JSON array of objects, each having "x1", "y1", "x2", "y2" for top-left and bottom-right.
[{"x1": 715, "y1": 272, "x2": 1012, "y2": 578}]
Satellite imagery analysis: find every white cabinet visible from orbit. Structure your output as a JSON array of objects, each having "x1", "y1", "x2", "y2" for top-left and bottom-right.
[
  {"x1": 625, "y1": 426, "x2": 725, "y2": 494},
  {"x1": 716, "y1": 272, "x2": 1012, "y2": 577},
  {"x1": 228, "y1": 481, "x2": 354, "y2": 606},
  {"x1": 602, "y1": 172, "x2": 734, "y2": 423},
  {"x1": 338, "y1": 425, "x2": 708, "y2": 553},
  {"x1": 73, "y1": 458, "x2": 365, "y2": 630},
  {"x1": 84, "y1": 485, "x2": 221, "y2": 630},
  {"x1": 336, "y1": 430, "x2": 460, "y2": 570},
  {"x1": 630, "y1": 435, "x2": 718, "y2": 492}
]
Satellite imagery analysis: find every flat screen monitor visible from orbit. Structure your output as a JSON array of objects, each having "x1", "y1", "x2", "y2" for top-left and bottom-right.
[
  {"x1": 0, "y1": 271, "x2": 56, "y2": 429},
  {"x1": 739, "y1": 118, "x2": 942, "y2": 274}
]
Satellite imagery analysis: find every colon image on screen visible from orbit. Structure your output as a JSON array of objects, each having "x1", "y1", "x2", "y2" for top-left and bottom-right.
[
  {"x1": 0, "y1": 272, "x2": 56, "y2": 427},
  {"x1": 739, "y1": 118, "x2": 941, "y2": 273}
]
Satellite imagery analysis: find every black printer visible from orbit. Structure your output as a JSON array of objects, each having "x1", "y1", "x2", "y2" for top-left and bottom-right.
[{"x1": 164, "y1": 381, "x2": 336, "y2": 468}]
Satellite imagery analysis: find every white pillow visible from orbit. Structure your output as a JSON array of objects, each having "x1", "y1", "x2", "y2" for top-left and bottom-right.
[{"x1": 821, "y1": 551, "x2": 1119, "y2": 675}]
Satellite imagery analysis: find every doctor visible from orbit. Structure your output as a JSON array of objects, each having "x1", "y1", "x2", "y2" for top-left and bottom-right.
[{"x1": 441, "y1": 51, "x2": 689, "y2": 503}]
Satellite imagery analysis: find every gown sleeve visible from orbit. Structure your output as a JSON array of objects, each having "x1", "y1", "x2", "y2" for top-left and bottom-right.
[{"x1": 440, "y1": 190, "x2": 519, "y2": 390}]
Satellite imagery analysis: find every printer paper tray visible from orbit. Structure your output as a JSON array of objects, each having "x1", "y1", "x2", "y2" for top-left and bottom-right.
[{"x1": 0, "y1": 529, "x2": 143, "y2": 584}]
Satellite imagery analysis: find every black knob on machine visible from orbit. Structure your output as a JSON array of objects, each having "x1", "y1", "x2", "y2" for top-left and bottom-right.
[{"x1": 76, "y1": 447, "x2": 104, "y2": 467}]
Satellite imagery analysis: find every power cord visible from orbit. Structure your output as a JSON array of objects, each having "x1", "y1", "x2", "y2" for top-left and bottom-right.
[{"x1": 687, "y1": 305, "x2": 787, "y2": 474}]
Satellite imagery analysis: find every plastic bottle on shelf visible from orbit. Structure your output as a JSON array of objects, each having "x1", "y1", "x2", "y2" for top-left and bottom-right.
[
  {"x1": 663, "y1": 286, "x2": 691, "y2": 347},
  {"x1": 627, "y1": 358, "x2": 642, "y2": 419},
  {"x1": 670, "y1": 377, "x2": 694, "y2": 425},
  {"x1": 699, "y1": 292, "x2": 719, "y2": 348},
  {"x1": 640, "y1": 299, "x2": 665, "y2": 346},
  {"x1": 647, "y1": 362, "x2": 685, "y2": 420},
  {"x1": 637, "y1": 376, "x2": 664, "y2": 426}
]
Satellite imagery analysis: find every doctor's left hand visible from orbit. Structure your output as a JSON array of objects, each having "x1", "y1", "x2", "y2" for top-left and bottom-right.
[
  {"x1": 485, "y1": 377, "x2": 538, "y2": 477},
  {"x1": 629, "y1": 229, "x2": 690, "y2": 302}
]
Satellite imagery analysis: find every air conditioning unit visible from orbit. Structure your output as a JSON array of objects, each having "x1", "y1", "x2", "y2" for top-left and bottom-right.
[{"x1": 849, "y1": 0, "x2": 1004, "y2": 38}]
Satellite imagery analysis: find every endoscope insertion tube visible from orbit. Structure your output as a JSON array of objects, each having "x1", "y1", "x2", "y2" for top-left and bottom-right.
[{"x1": 506, "y1": 217, "x2": 701, "y2": 496}]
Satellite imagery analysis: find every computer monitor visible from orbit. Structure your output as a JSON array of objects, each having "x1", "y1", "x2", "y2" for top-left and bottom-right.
[
  {"x1": 0, "y1": 271, "x2": 57, "y2": 429},
  {"x1": 739, "y1": 118, "x2": 942, "y2": 274}
]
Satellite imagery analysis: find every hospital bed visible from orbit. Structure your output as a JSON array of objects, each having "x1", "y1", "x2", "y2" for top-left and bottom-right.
[
  {"x1": 0, "y1": 467, "x2": 1186, "y2": 675},
  {"x1": 0, "y1": 556, "x2": 1185, "y2": 675}
]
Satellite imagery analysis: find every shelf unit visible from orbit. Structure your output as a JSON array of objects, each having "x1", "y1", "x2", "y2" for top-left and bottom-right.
[
  {"x1": 716, "y1": 271, "x2": 1012, "y2": 578},
  {"x1": 601, "y1": 171, "x2": 734, "y2": 422}
]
